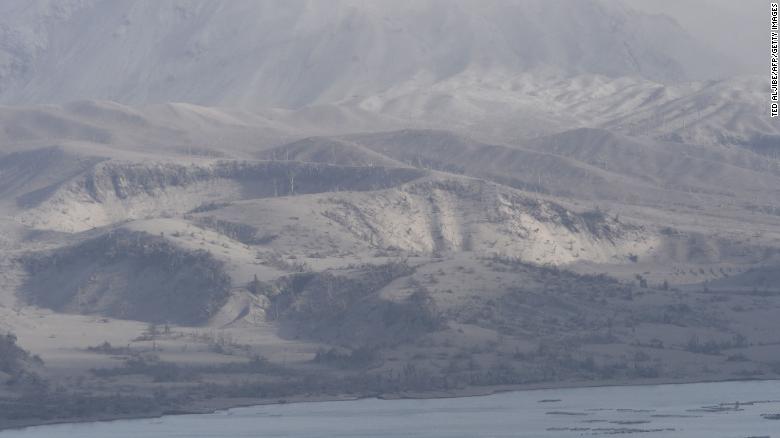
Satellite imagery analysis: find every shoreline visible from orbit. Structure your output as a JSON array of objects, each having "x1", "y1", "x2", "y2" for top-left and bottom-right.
[{"x1": 1, "y1": 375, "x2": 775, "y2": 433}]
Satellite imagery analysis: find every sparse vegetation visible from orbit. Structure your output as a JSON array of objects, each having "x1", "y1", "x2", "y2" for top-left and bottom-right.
[
  {"x1": 684, "y1": 334, "x2": 748, "y2": 355},
  {"x1": 261, "y1": 251, "x2": 310, "y2": 272},
  {"x1": 86, "y1": 341, "x2": 132, "y2": 355},
  {"x1": 0, "y1": 332, "x2": 42, "y2": 380},
  {"x1": 263, "y1": 260, "x2": 423, "y2": 344},
  {"x1": 192, "y1": 217, "x2": 265, "y2": 245},
  {"x1": 312, "y1": 346, "x2": 378, "y2": 369}
]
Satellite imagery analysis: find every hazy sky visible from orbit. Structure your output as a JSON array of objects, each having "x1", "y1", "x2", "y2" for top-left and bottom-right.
[{"x1": 623, "y1": 0, "x2": 766, "y2": 76}]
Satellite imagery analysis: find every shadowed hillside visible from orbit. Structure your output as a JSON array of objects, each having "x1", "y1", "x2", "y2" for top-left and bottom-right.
[{"x1": 21, "y1": 230, "x2": 232, "y2": 325}]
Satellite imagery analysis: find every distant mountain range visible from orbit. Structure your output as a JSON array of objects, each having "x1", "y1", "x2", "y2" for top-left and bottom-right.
[
  {"x1": 1, "y1": 0, "x2": 774, "y2": 146},
  {"x1": 0, "y1": 0, "x2": 718, "y2": 106}
]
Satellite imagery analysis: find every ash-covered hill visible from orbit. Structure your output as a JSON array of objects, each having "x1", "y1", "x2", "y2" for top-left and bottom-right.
[{"x1": 11, "y1": 171, "x2": 655, "y2": 327}]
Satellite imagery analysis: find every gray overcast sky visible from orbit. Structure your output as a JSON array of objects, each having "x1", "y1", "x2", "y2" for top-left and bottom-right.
[{"x1": 622, "y1": 0, "x2": 767, "y2": 77}]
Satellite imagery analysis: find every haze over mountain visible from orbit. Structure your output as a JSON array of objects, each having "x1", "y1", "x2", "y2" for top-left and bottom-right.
[
  {"x1": 1, "y1": 0, "x2": 776, "y2": 145},
  {"x1": 1, "y1": 0, "x2": 780, "y2": 430},
  {"x1": 626, "y1": 0, "x2": 767, "y2": 77},
  {"x1": 0, "y1": 0, "x2": 723, "y2": 108}
]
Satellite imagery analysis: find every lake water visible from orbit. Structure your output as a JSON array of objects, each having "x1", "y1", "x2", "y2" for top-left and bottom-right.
[{"x1": 2, "y1": 380, "x2": 779, "y2": 437}]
